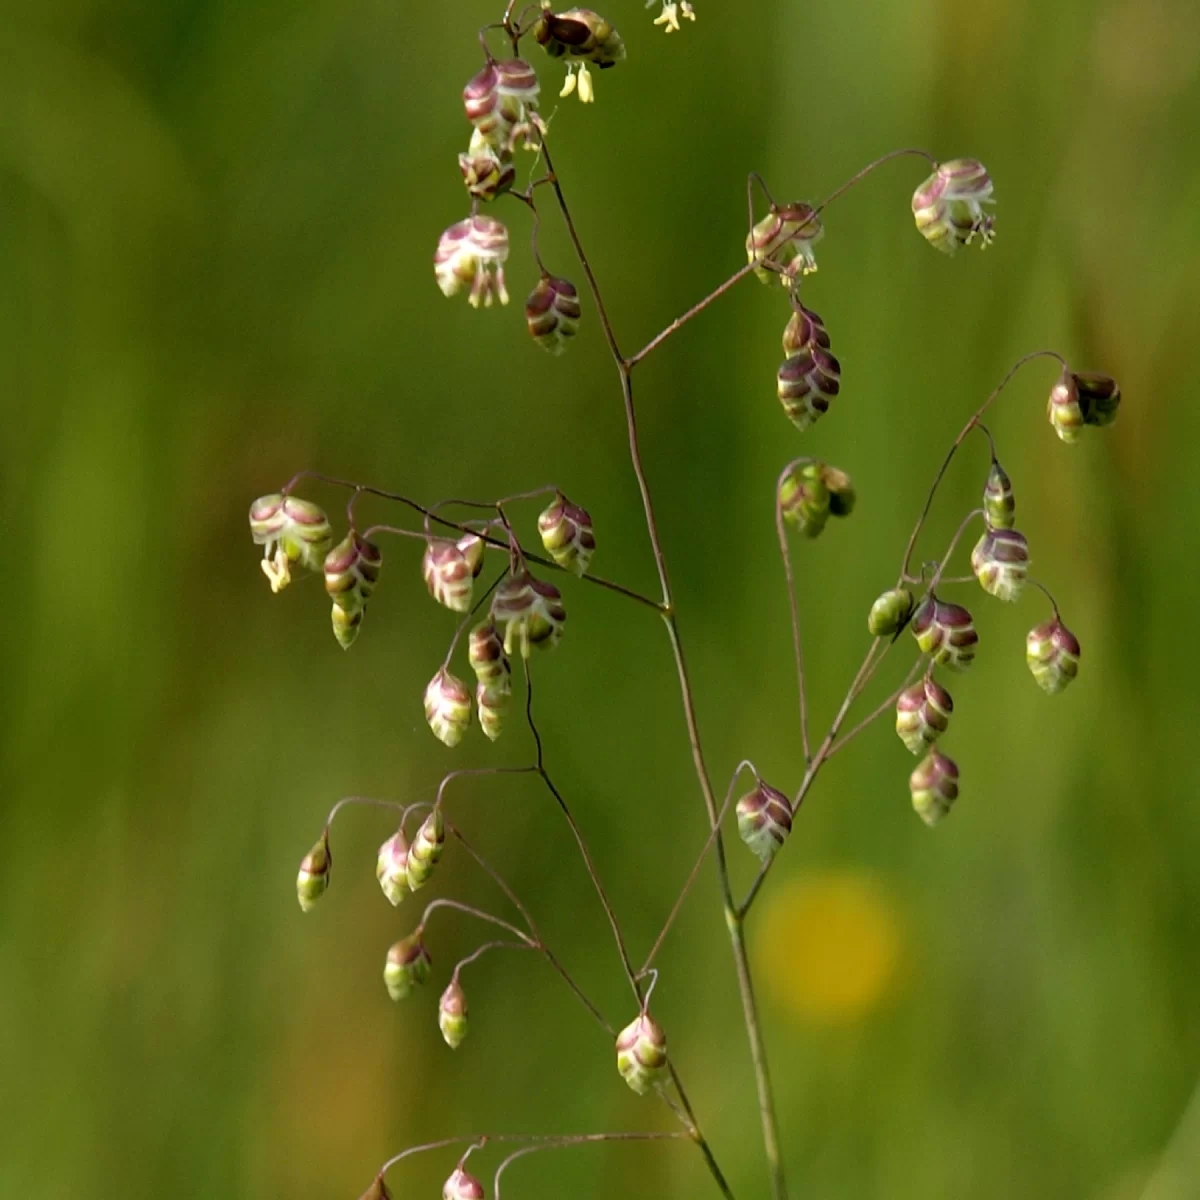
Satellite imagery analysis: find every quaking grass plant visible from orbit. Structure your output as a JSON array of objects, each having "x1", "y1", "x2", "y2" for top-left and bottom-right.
[{"x1": 250, "y1": 4, "x2": 1121, "y2": 1197}]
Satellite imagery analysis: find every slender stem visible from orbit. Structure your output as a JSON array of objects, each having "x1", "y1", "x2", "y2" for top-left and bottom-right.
[
  {"x1": 380, "y1": 1136, "x2": 483, "y2": 1176},
  {"x1": 776, "y1": 457, "x2": 818, "y2": 763},
  {"x1": 664, "y1": 1069, "x2": 737, "y2": 1200},
  {"x1": 494, "y1": 1133, "x2": 692, "y2": 1199},
  {"x1": 748, "y1": 169, "x2": 780, "y2": 214},
  {"x1": 897, "y1": 350, "x2": 1066, "y2": 581},
  {"x1": 325, "y1": 794, "x2": 405, "y2": 828},
  {"x1": 537, "y1": 138, "x2": 624, "y2": 364},
  {"x1": 523, "y1": 658, "x2": 733, "y2": 1189},
  {"x1": 640, "y1": 761, "x2": 757, "y2": 976},
  {"x1": 738, "y1": 639, "x2": 886, "y2": 917},
  {"x1": 814, "y1": 147, "x2": 937, "y2": 215},
  {"x1": 443, "y1": 571, "x2": 507, "y2": 665},
  {"x1": 447, "y1": 823, "x2": 538, "y2": 930},
  {"x1": 359, "y1": 522, "x2": 427, "y2": 543},
  {"x1": 1028, "y1": 577, "x2": 1062, "y2": 618},
  {"x1": 628, "y1": 263, "x2": 757, "y2": 368},
  {"x1": 449, "y1": 822, "x2": 614, "y2": 1034},
  {"x1": 432, "y1": 764, "x2": 538, "y2": 816},
  {"x1": 728, "y1": 917, "x2": 785, "y2": 1189},
  {"x1": 451, "y1": 939, "x2": 538, "y2": 975},
  {"x1": 927, "y1": 509, "x2": 984, "y2": 593},
  {"x1": 381, "y1": 1131, "x2": 680, "y2": 1180},
  {"x1": 541, "y1": 132, "x2": 782, "y2": 1200},
  {"x1": 420, "y1": 898, "x2": 533, "y2": 944},
  {"x1": 523, "y1": 662, "x2": 641, "y2": 999},
  {"x1": 284, "y1": 471, "x2": 664, "y2": 612},
  {"x1": 826, "y1": 657, "x2": 925, "y2": 760}
]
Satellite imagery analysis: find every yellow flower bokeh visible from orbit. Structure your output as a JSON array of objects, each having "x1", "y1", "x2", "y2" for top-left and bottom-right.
[{"x1": 753, "y1": 870, "x2": 905, "y2": 1026}]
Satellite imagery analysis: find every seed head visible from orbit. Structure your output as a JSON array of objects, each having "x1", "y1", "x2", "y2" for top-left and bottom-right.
[
  {"x1": 971, "y1": 527, "x2": 1030, "y2": 602},
  {"x1": 525, "y1": 275, "x2": 582, "y2": 355},
  {"x1": 537, "y1": 492, "x2": 595, "y2": 575},
  {"x1": 1026, "y1": 616, "x2": 1081, "y2": 694},
  {"x1": 615, "y1": 1012, "x2": 668, "y2": 1095},
  {"x1": 296, "y1": 828, "x2": 332, "y2": 912},
  {"x1": 434, "y1": 215, "x2": 510, "y2": 308},
  {"x1": 383, "y1": 931, "x2": 432, "y2": 1002},
  {"x1": 535, "y1": 8, "x2": 626, "y2": 66},
  {"x1": 249, "y1": 493, "x2": 334, "y2": 593},
  {"x1": 438, "y1": 979, "x2": 469, "y2": 1050},
  {"x1": 868, "y1": 587, "x2": 916, "y2": 636},
  {"x1": 736, "y1": 780, "x2": 793, "y2": 863},
  {"x1": 423, "y1": 537, "x2": 481, "y2": 613},
  {"x1": 459, "y1": 533, "x2": 485, "y2": 574},
  {"x1": 537, "y1": 7, "x2": 624, "y2": 102},
  {"x1": 983, "y1": 459, "x2": 1016, "y2": 530},
  {"x1": 376, "y1": 828, "x2": 410, "y2": 906},
  {"x1": 781, "y1": 304, "x2": 831, "y2": 356},
  {"x1": 777, "y1": 347, "x2": 841, "y2": 432},
  {"x1": 330, "y1": 603, "x2": 364, "y2": 650},
  {"x1": 476, "y1": 683, "x2": 510, "y2": 742},
  {"x1": 911, "y1": 594, "x2": 978, "y2": 671},
  {"x1": 747, "y1": 203, "x2": 824, "y2": 283},
  {"x1": 463, "y1": 59, "x2": 540, "y2": 152},
  {"x1": 1075, "y1": 372, "x2": 1121, "y2": 428},
  {"x1": 458, "y1": 138, "x2": 516, "y2": 203},
  {"x1": 442, "y1": 1167, "x2": 485, "y2": 1200},
  {"x1": 1047, "y1": 370, "x2": 1084, "y2": 444},
  {"x1": 324, "y1": 533, "x2": 382, "y2": 616},
  {"x1": 778, "y1": 462, "x2": 830, "y2": 538},
  {"x1": 491, "y1": 569, "x2": 567, "y2": 657},
  {"x1": 912, "y1": 158, "x2": 995, "y2": 253},
  {"x1": 468, "y1": 622, "x2": 512, "y2": 692},
  {"x1": 462, "y1": 61, "x2": 510, "y2": 148},
  {"x1": 895, "y1": 676, "x2": 954, "y2": 755},
  {"x1": 424, "y1": 668, "x2": 473, "y2": 747},
  {"x1": 909, "y1": 749, "x2": 960, "y2": 826},
  {"x1": 406, "y1": 810, "x2": 446, "y2": 891},
  {"x1": 821, "y1": 465, "x2": 857, "y2": 516}
]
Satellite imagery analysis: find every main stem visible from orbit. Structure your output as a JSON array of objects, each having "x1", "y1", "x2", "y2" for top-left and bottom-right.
[
  {"x1": 624, "y1": 371, "x2": 787, "y2": 1200},
  {"x1": 541, "y1": 141, "x2": 788, "y2": 1200}
]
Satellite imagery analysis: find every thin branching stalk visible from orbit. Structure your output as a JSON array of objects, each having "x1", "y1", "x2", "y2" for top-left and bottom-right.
[{"x1": 539, "y1": 131, "x2": 789, "y2": 1200}]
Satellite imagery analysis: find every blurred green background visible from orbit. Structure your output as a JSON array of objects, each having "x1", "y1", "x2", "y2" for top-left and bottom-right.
[{"x1": 5, "y1": 0, "x2": 1200, "y2": 1196}]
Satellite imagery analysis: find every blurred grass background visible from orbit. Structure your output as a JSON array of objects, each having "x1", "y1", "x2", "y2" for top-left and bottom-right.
[{"x1": 4, "y1": 0, "x2": 1200, "y2": 1197}]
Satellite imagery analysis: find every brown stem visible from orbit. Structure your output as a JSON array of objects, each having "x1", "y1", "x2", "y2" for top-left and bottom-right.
[
  {"x1": 537, "y1": 138, "x2": 624, "y2": 364},
  {"x1": 814, "y1": 147, "x2": 938, "y2": 215},
  {"x1": 541, "y1": 130, "x2": 784, "y2": 1200},
  {"x1": 522, "y1": 659, "x2": 734, "y2": 1194},
  {"x1": 522, "y1": 662, "x2": 641, "y2": 999},
  {"x1": 664, "y1": 1068, "x2": 737, "y2": 1200},
  {"x1": 826, "y1": 657, "x2": 926, "y2": 760},
  {"x1": 380, "y1": 1130, "x2": 684, "y2": 1181},
  {"x1": 927, "y1": 508, "x2": 984, "y2": 593},
  {"x1": 431, "y1": 764, "x2": 538, "y2": 817},
  {"x1": 897, "y1": 350, "x2": 1066, "y2": 582},
  {"x1": 284, "y1": 471, "x2": 664, "y2": 612},
  {"x1": 640, "y1": 760, "x2": 757, "y2": 976},
  {"x1": 420, "y1": 897, "x2": 533, "y2": 943},
  {"x1": 449, "y1": 822, "x2": 614, "y2": 1034},
  {"x1": 627, "y1": 263, "x2": 757, "y2": 368},
  {"x1": 450, "y1": 939, "x2": 538, "y2": 976},
  {"x1": 493, "y1": 1133, "x2": 694, "y2": 1199},
  {"x1": 738, "y1": 639, "x2": 887, "y2": 917}
]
